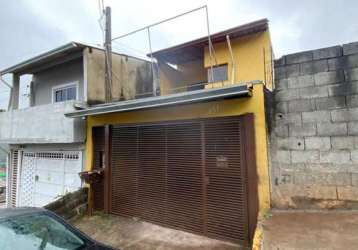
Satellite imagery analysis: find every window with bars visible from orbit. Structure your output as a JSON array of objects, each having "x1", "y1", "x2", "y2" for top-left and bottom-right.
[{"x1": 53, "y1": 84, "x2": 77, "y2": 103}]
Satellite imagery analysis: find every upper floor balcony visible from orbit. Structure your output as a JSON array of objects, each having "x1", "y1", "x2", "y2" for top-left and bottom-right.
[
  {"x1": 65, "y1": 19, "x2": 273, "y2": 118},
  {"x1": 150, "y1": 19, "x2": 273, "y2": 98},
  {"x1": 113, "y1": 18, "x2": 273, "y2": 102},
  {"x1": 0, "y1": 101, "x2": 85, "y2": 144}
]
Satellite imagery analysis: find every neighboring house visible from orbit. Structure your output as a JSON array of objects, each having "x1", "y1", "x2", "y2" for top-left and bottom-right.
[
  {"x1": 0, "y1": 42, "x2": 153, "y2": 208},
  {"x1": 66, "y1": 19, "x2": 273, "y2": 247}
]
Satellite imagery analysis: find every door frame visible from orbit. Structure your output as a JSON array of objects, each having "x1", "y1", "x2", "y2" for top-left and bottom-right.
[
  {"x1": 104, "y1": 125, "x2": 112, "y2": 213},
  {"x1": 241, "y1": 113, "x2": 258, "y2": 244}
]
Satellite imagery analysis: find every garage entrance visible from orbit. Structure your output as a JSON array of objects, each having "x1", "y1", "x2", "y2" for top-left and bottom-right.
[
  {"x1": 94, "y1": 115, "x2": 258, "y2": 246},
  {"x1": 17, "y1": 151, "x2": 82, "y2": 207}
]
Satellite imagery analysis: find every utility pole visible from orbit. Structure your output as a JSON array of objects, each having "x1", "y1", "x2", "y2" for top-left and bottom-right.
[{"x1": 104, "y1": 6, "x2": 112, "y2": 103}]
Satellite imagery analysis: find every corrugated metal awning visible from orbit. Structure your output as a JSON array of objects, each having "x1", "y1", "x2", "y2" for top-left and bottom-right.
[{"x1": 65, "y1": 83, "x2": 255, "y2": 118}]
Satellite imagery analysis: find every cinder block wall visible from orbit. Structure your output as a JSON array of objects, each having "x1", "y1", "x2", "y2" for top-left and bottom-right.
[{"x1": 271, "y1": 42, "x2": 358, "y2": 209}]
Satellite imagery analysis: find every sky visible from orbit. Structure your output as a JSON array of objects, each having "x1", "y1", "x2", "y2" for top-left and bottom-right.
[{"x1": 0, "y1": 0, "x2": 357, "y2": 108}]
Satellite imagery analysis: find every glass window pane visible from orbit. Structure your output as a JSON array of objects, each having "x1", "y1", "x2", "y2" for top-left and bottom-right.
[
  {"x1": 55, "y1": 90, "x2": 63, "y2": 102},
  {"x1": 66, "y1": 87, "x2": 76, "y2": 101},
  {"x1": 208, "y1": 65, "x2": 228, "y2": 83},
  {"x1": 0, "y1": 213, "x2": 86, "y2": 250},
  {"x1": 61, "y1": 89, "x2": 66, "y2": 102},
  {"x1": 54, "y1": 85, "x2": 77, "y2": 102}
]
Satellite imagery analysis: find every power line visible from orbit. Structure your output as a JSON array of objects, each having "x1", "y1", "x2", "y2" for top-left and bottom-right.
[
  {"x1": 98, "y1": 0, "x2": 105, "y2": 43},
  {"x1": 0, "y1": 77, "x2": 12, "y2": 89},
  {"x1": 97, "y1": 0, "x2": 104, "y2": 15}
]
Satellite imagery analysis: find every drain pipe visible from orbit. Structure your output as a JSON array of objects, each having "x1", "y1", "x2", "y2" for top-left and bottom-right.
[
  {"x1": 226, "y1": 35, "x2": 236, "y2": 84},
  {"x1": 0, "y1": 75, "x2": 12, "y2": 89},
  {"x1": 0, "y1": 74, "x2": 13, "y2": 111}
]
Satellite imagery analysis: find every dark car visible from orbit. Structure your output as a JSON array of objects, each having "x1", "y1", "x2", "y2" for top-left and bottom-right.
[{"x1": 0, "y1": 207, "x2": 116, "y2": 250}]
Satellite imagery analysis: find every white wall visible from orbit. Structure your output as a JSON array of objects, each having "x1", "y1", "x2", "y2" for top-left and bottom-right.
[
  {"x1": 32, "y1": 58, "x2": 84, "y2": 106},
  {"x1": 0, "y1": 101, "x2": 85, "y2": 144}
]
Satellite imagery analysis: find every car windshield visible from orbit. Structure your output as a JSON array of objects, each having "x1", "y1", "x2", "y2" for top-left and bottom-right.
[{"x1": 0, "y1": 213, "x2": 87, "y2": 250}]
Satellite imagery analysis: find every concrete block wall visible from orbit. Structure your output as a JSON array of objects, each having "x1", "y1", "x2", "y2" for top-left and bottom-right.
[{"x1": 271, "y1": 42, "x2": 358, "y2": 209}]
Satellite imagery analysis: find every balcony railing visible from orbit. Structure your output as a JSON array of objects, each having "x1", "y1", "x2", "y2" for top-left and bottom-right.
[{"x1": 0, "y1": 101, "x2": 85, "y2": 144}]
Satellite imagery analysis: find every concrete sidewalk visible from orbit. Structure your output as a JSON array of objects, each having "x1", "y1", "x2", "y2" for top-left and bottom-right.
[
  {"x1": 262, "y1": 210, "x2": 358, "y2": 250},
  {"x1": 73, "y1": 213, "x2": 241, "y2": 250}
]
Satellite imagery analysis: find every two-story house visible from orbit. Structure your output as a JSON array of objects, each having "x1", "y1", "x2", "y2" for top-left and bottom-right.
[
  {"x1": 1, "y1": 42, "x2": 153, "y2": 208},
  {"x1": 66, "y1": 19, "x2": 273, "y2": 247}
]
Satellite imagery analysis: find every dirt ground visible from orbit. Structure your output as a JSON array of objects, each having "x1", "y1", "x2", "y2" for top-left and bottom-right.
[
  {"x1": 73, "y1": 213, "x2": 241, "y2": 250},
  {"x1": 262, "y1": 210, "x2": 358, "y2": 250}
]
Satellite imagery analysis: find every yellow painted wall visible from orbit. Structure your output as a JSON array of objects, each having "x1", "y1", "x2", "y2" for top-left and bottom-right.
[
  {"x1": 85, "y1": 83, "x2": 270, "y2": 216},
  {"x1": 204, "y1": 31, "x2": 273, "y2": 89},
  {"x1": 157, "y1": 30, "x2": 273, "y2": 93}
]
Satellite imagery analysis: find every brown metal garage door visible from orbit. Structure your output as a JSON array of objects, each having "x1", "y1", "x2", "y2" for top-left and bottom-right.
[{"x1": 108, "y1": 115, "x2": 258, "y2": 246}]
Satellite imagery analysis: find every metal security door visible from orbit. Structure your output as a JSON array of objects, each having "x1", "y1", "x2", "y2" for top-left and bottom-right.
[
  {"x1": 166, "y1": 122, "x2": 203, "y2": 233},
  {"x1": 204, "y1": 117, "x2": 249, "y2": 243},
  {"x1": 18, "y1": 151, "x2": 82, "y2": 207},
  {"x1": 109, "y1": 115, "x2": 257, "y2": 245}
]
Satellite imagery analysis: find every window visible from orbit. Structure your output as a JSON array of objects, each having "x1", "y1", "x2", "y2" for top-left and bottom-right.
[
  {"x1": 0, "y1": 213, "x2": 87, "y2": 250},
  {"x1": 53, "y1": 84, "x2": 77, "y2": 103},
  {"x1": 207, "y1": 64, "x2": 228, "y2": 83}
]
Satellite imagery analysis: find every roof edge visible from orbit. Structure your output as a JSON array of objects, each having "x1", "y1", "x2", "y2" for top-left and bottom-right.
[
  {"x1": 1, "y1": 41, "x2": 151, "y2": 75},
  {"x1": 149, "y1": 18, "x2": 269, "y2": 58},
  {"x1": 0, "y1": 42, "x2": 81, "y2": 75}
]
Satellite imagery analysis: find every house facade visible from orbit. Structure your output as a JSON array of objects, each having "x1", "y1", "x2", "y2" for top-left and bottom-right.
[
  {"x1": 1, "y1": 42, "x2": 153, "y2": 208},
  {"x1": 66, "y1": 19, "x2": 273, "y2": 247}
]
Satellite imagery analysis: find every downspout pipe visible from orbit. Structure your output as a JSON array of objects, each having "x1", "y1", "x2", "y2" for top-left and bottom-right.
[
  {"x1": 0, "y1": 73, "x2": 13, "y2": 111},
  {"x1": 226, "y1": 35, "x2": 236, "y2": 84},
  {"x1": 0, "y1": 145, "x2": 9, "y2": 154},
  {"x1": 0, "y1": 75, "x2": 12, "y2": 89}
]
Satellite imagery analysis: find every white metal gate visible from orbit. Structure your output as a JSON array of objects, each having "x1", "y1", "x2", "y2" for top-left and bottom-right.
[
  {"x1": 18, "y1": 152, "x2": 36, "y2": 207},
  {"x1": 17, "y1": 151, "x2": 82, "y2": 207},
  {"x1": 6, "y1": 150, "x2": 19, "y2": 207}
]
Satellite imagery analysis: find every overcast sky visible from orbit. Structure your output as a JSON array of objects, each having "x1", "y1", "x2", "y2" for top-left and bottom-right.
[{"x1": 0, "y1": 0, "x2": 357, "y2": 108}]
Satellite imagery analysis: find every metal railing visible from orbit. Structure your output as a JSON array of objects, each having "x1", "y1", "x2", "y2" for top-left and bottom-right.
[{"x1": 111, "y1": 5, "x2": 217, "y2": 97}]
